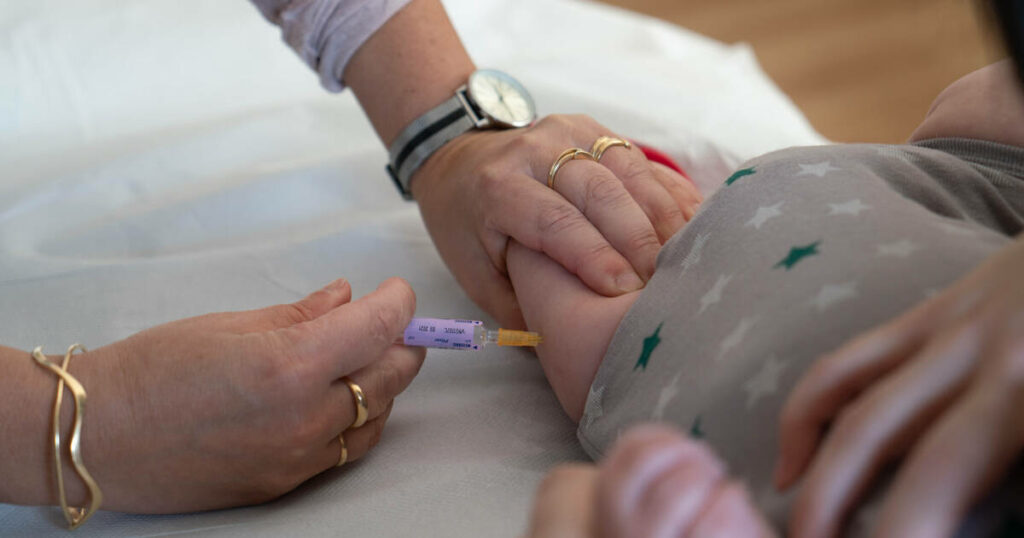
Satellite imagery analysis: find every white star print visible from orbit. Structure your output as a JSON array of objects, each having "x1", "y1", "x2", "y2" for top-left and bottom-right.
[
  {"x1": 584, "y1": 385, "x2": 605, "y2": 428},
  {"x1": 877, "y1": 239, "x2": 921, "y2": 258},
  {"x1": 809, "y1": 282, "x2": 858, "y2": 311},
  {"x1": 828, "y1": 199, "x2": 871, "y2": 216},
  {"x1": 719, "y1": 317, "x2": 757, "y2": 359},
  {"x1": 652, "y1": 372, "x2": 683, "y2": 421},
  {"x1": 680, "y1": 232, "x2": 710, "y2": 273},
  {"x1": 699, "y1": 274, "x2": 733, "y2": 314},
  {"x1": 743, "y1": 355, "x2": 787, "y2": 409},
  {"x1": 745, "y1": 202, "x2": 784, "y2": 229},
  {"x1": 796, "y1": 161, "x2": 841, "y2": 178}
]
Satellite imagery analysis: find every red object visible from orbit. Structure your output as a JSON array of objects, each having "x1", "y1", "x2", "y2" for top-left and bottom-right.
[{"x1": 635, "y1": 142, "x2": 692, "y2": 183}]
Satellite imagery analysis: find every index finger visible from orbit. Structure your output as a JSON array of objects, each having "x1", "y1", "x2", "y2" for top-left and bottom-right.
[
  {"x1": 492, "y1": 174, "x2": 647, "y2": 296},
  {"x1": 874, "y1": 361, "x2": 1024, "y2": 538},
  {"x1": 286, "y1": 277, "x2": 417, "y2": 377},
  {"x1": 775, "y1": 298, "x2": 942, "y2": 489}
]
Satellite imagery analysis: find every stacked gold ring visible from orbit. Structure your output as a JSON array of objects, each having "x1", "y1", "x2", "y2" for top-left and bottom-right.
[
  {"x1": 343, "y1": 377, "x2": 369, "y2": 429},
  {"x1": 336, "y1": 433, "x2": 348, "y2": 467},
  {"x1": 547, "y1": 148, "x2": 596, "y2": 189},
  {"x1": 336, "y1": 376, "x2": 370, "y2": 467},
  {"x1": 590, "y1": 136, "x2": 632, "y2": 161}
]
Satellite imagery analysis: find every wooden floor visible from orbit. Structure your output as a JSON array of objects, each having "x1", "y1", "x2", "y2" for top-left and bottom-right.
[{"x1": 597, "y1": 0, "x2": 1003, "y2": 143}]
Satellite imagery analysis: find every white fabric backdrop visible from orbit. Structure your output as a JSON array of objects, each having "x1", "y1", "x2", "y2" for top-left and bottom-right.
[{"x1": 0, "y1": 0, "x2": 825, "y2": 535}]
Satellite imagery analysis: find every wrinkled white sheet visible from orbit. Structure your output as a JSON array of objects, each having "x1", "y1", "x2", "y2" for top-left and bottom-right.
[{"x1": 0, "y1": 0, "x2": 825, "y2": 535}]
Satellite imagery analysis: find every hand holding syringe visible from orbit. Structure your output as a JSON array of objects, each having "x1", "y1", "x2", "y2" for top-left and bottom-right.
[{"x1": 400, "y1": 317, "x2": 542, "y2": 350}]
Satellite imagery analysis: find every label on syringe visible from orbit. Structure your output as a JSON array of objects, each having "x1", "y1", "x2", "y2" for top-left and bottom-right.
[{"x1": 403, "y1": 317, "x2": 482, "y2": 350}]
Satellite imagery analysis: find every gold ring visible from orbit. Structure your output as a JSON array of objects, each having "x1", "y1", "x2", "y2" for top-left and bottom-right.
[
  {"x1": 336, "y1": 432, "x2": 348, "y2": 467},
  {"x1": 547, "y1": 148, "x2": 596, "y2": 189},
  {"x1": 343, "y1": 376, "x2": 369, "y2": 429},
  {"x1": 590, "y1": 136, "x2": 632, "y2": 161}
]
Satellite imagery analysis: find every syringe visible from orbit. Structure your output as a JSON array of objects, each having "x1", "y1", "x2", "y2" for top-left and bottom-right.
[{"x1": 401, "y1": 317, "x2": 542, "y2": 350}]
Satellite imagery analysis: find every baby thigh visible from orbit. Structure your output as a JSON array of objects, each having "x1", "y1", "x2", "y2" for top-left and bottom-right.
[{"x1": 577, "y1": 153, "x2": 1011, "y2": 535}]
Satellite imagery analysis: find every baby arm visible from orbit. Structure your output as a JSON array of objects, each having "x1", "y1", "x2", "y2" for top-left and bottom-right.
[
  {"x1": 507, "y1": 240, "x2": 640, "y2": 421},
  {"x1": 506, "y1": 169, "x2": 701, "y2": 421}
]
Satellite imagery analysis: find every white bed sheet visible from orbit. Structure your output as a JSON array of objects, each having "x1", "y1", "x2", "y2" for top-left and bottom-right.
[{"x1": 0, "y1": 0, "x2": 825, "y2": 535}]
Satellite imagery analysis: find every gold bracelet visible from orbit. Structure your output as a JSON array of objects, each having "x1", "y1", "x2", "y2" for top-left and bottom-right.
[{"x1": 31, "y1": 345, "x2": 103, "y2": 530}]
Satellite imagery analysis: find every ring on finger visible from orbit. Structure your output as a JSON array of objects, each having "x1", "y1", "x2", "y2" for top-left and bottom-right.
[
  {"x1": 342, "y1": 376, "x2": 369, "y2": 429},
  {"x1": 590, "y1": 136, "x2": 632, "y2": 161},
  {"x1": 548, "y1": 148, "x2": 596, "y2": 189},
  {"x1": 336, "y1": 432, "x2": 348, "y2": 467}
]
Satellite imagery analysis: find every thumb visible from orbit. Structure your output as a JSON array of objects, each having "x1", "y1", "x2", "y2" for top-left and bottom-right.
[
  {"x1": 289, "y1": 277, "x2": 417, "y2": 377},
  {"x1": 278, "y1": 278, "x2": 353, "y2": 325}
]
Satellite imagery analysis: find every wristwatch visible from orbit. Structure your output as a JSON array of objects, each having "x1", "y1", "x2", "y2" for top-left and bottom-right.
[{"x1": 386, "y1": 69, "x2": 537, "y2": 199}]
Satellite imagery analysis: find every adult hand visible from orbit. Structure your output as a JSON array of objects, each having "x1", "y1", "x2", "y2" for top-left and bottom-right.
[
  {"x1": 63, "y1": 277, "x2": 423, "y2": 513},
  {"x1": 527, "y1": 425, "x2": 776, "y2": 538},
  {"x1": 413, "y1": 114, "x2": 702, "y2": 327},
  {"x1": 776, "y1": 235, "x2": 1024, "y2": 538}
]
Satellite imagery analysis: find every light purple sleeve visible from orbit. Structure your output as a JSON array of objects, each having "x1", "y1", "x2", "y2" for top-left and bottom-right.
[{"x1": 249, "y1": 0, "x2": 413, "y2": 92}]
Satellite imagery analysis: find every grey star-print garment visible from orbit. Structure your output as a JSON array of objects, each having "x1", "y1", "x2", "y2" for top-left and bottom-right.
[{"x1": 578, "y1": 138, "x2": 1024, "y2": 536}]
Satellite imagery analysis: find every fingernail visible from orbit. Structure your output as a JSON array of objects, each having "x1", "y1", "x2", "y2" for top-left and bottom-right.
[{"x1": 616, "y1": 272, "x2": 645, "y2": 293}]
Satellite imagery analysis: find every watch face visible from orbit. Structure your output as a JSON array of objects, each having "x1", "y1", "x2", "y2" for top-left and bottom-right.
[{"x1": 467, "y1": 69, "x2": 536, "y2": 128}]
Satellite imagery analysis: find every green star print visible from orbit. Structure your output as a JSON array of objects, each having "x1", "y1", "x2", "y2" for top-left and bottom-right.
[
  {"x1": 689, "y1": 415, "x2": 705, "y2": 439},
  {"x1": 725, "y1": 167, "x2": 756, "y2": 186},
  {"x1": 774, "y1": 241, "x2": 821, "y2": 270},
  {"x1": 634, "y1": 322, "x2": 663, "y2": 371}
]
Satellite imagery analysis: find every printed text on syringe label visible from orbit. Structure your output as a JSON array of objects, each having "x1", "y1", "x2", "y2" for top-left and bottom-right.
[{"x1": 403, "y1": 317, "x2": 483, "y2": 350}]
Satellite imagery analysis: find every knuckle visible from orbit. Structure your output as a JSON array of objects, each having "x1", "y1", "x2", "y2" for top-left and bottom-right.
[
  {"x1": 583, "y1": 175, "x2": 630, "y2": 212},
  {"x1": 508, "y1": 131, "x2": 543, "y2": 156},
  {"x1": 366, "y1": 301, "x2": 403, "y2": 343},
  {"x1": 374, "y1": 361, "x2": 405, "y2": 405},
  {"x1": 624, "y1": 225, "x2": 662, "y2": 256},
  {"x1": 252, "y1": 351, "x2": 306, "y2": 402},
  {"x1": 618, "y1": 158, "x2": 649, "y2": 183},
  {"x1": 478, "y1": 163, "x2": 510, "y2": 196},
  {"x1": 577, "y1": 242, "x2": 622, "y2": 274},
  {"x1": 369, "y1": 417, "x2": 387, "y2": 448},
  {"x1": 390, "y1": 278, "x2": 417, "y2": 314},
  {"x1": 653, "y1": 200, "x2": 685, "y2": 228},
  {"x1": 539, "y1": 114, "x2": 568, "y2": 129},
  {"x1": 273, "y1": 302, "x2": 315, "y2": 326},
  {"x1": 566, "y1": 113, "x2": 593, "y2": 127},
  {"x1": 287, "y1": 412, "x2": 328, "y2": 448},
  {"x1": 536, "y1": 201, "x2": 584, "y2": 238}
]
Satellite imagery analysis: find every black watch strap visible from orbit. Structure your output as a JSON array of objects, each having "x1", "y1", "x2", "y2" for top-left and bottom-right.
[{"x1": 386, "y1": 89, "x2": 481, "y2": 200}]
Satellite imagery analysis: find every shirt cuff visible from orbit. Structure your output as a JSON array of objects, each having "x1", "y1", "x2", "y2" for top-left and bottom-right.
[{"x1": 251, "y1": 0, "x2": 414, "y2": 92}]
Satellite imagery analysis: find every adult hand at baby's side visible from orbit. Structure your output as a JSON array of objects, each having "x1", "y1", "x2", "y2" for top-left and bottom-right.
[
  {"x1": 17, "y1": 278, "x2": 424, "y2": 513},
  {"x1": 412, "y1": 114, "x2": 701, "y2": 328},
  {"x1": 526, "y1": 425, "x2": 777, "y2": 538},
  {"x1": 776, "y1": 234, "x2": 1024, "y2": 538}
]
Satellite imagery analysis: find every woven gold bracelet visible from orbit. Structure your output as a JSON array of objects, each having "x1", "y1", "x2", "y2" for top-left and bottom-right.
[{"x1": 31, "y1": 345, "x2": 103, "y2": 530}]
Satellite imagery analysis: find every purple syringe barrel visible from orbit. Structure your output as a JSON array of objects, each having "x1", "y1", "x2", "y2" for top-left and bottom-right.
[{"x1": 402, "y1": 317, "x2": 484, "y2": 350}]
